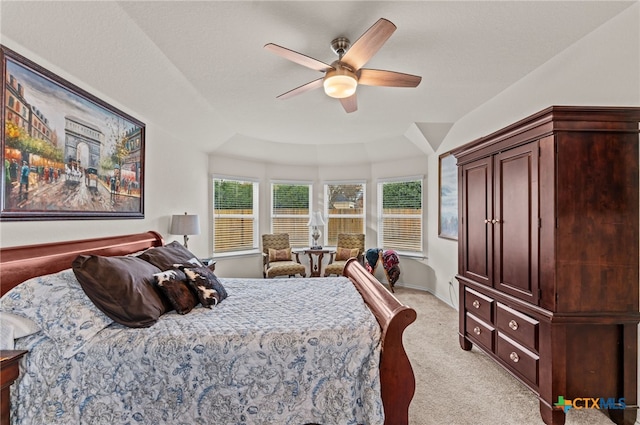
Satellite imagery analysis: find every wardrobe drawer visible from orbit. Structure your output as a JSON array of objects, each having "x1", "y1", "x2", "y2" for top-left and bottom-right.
[
  {"x1": 497, "y1": 334, "x2": 539, "y2": 387},
  {"x1": 465, "y1": 313, "x2": 494, "y2": 351},
  {"x1": 496, "y1": 303, "x2": 538, "y2": 351},
  {"x1": 464, "y1": 287, "x2": 493, "y2": 324}
]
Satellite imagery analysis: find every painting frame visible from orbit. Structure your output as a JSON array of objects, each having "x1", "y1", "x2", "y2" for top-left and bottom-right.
[
  {"x1": 1, "y1": 45, "x2": 145, "y2": 221},
  {"x1": 438, "y1": 151, "x2": 458, "y2": 240}
]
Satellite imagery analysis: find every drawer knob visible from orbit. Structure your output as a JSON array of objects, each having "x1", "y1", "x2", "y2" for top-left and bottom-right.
[
  {"x1": 473, "y1": 326, "x2": 481, "y2": 335},
  {"x1": 509, "y1": 352, "x2": 520, "y2": 363},
  {"x1": 508, "y1": 320, "x2": 519, "y2": 331},
  {"x1": 472, "y1": 300, "x2": 480, "y2": 309}
]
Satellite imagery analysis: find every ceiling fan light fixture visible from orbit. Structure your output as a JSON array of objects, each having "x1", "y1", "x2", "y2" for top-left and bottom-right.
[
  {"x1": 323, "y1": 68, "x2": 357, "y2": 99},
  {"x1": 265, "y1": 18, "x2": 419, "y2": 112}
]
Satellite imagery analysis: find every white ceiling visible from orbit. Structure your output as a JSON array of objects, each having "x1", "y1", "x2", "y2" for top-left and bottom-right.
[{"x1": 1, "y1": 1, "x2": 636, "y2": 165}]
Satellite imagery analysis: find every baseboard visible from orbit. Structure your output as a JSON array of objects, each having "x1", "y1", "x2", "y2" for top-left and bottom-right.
[
  {"x1": 393, "y1": 282, "x2": 458, "y2": 310},
  {"x1": 392, "y1": 282, "x2": 429, "y2": 292}
]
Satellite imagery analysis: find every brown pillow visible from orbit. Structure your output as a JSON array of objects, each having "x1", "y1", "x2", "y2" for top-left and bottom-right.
[
  {"x1": 72, "y1": 255, "x2": 171, "y2": 328},
  {"x1": 137, "y1": 241, "x2": 203, "y2": 271},
  {"x1": 268, "y1": 247, "x2": 291, "y2": 262},
  {"x1": 154, "y1": 270, "x2": 198, "y2": 315},
  {"x1": 336, "y1": 247, "x2": 359, "y2": 261}
]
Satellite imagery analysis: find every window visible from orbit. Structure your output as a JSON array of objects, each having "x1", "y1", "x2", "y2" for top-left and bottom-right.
[
  {"x1": 212, "y1": 177, "x2": 259, "y2": 254},
  {"x1": 271, "y1": 182, "x2": 312, "y2": 247},
  {"x1": 377, "y1": 178, "x2": 423, "y2": 253},
  {"x1": 324, "y1": 182, "x2": 365, "y2": 246}
]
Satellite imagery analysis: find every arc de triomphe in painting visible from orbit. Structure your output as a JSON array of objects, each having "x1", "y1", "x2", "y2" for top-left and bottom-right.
[{"x1": 64, "y1": 115, "x2": 102, "y2": 169}]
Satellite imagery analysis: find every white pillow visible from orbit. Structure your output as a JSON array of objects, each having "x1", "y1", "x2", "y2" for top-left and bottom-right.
[{"x1": 0, "y1": 312, "x2": 40, "y2": 349}]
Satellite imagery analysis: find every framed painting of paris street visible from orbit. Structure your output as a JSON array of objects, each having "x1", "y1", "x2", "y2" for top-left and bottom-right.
[{"x1": 1, "y1": 45, "x2": 145, "y2": 221}]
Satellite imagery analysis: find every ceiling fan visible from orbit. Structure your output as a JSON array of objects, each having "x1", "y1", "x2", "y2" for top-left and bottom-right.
[{"x1": 264, "y1": 18, "x2": 422, "y2": 113}]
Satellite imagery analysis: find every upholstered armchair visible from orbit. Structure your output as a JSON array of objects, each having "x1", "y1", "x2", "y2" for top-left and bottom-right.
[
  {"x1": 323, "y1": 233, "x2": 365, "y2": 277},
  {"x1": 262, "y1": 233, "x2": 306, "y2": 278}
]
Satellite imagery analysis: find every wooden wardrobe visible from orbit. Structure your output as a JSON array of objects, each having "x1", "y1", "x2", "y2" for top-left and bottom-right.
[{"x1": 453, "y1": 106, "x2": 640, "y2": 425}]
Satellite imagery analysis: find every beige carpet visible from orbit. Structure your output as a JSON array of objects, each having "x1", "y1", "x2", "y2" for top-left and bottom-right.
[{"x1": 392, "y1": 287, "x2": 617, "y2": 425}]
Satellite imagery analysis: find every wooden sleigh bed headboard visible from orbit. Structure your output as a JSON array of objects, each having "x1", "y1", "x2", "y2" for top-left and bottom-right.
[{"x1": 0, "y1": 231, "x2": 417, "y2": 425}]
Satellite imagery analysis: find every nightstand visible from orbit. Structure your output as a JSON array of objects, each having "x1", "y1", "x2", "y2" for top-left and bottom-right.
[
  {"x1": 1, "y1": 350, "x2": 27, "y2": 425},
  {"x1": 200, "y1": 258, "x2": 216, "y2": 272}
]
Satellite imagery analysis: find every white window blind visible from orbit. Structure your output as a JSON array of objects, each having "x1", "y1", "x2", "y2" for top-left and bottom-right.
[
  {"x1": 324, "y1": 182, "x2": 365, "y2": 246},
  {"x1": 377, "y1": 178, "x2": 423, "y2": 253},
  {"x1": 212, "y1": 177, "x2": 258, "y2": 254},
  {"x1": 271, "y1": 182, "x2": 311, "y2": 247}
]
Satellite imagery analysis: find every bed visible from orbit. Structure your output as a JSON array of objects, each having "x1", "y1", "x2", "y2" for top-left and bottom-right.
[{"x1": 0, "y1": 231, "x2": 416, "y2": 424}]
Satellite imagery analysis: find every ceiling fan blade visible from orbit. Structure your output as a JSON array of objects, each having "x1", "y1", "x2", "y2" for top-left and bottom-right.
[
  {"x1": 340, "y1": 94, "x2": 358, "y2": 113},
  {"x1": 276, "y1": 77, "x2": 324, "y2": 100},
  {"x1": 341, "y1": 18, "x2": 396, "y2": 70},
  {"x1": 358, "y1": 69, "x2": 422, "y2": 87},
  {"x1": 264, "y1": 43, "x2": 333, "y2": 72}
]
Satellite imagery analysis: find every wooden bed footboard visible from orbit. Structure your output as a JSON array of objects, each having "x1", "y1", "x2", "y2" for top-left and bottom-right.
[
  {"x1": 344, "y1": 258, "x2": 417, "y2": 425},
  {"x1": 0, "y1": 232, "x2": 417, "y2": 424}
]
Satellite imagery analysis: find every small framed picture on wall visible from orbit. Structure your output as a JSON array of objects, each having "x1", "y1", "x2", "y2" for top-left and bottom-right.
[{"x1": 438, "y1": 151, "x2": 458, "y2": 240}]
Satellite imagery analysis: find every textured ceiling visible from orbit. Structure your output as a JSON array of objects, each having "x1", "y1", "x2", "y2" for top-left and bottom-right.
[{"x1": 0, "y1": 1, "x2": 635, "y2": 165}]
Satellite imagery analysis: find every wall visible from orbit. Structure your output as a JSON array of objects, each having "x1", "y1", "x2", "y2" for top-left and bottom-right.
[
  {"x1": 213, "y1": 4, "x2": 640, "y2": 306},
  {"x1": 428, "y1": 2, "x2": 640, "y2": 309},
  {"x1": 2, "y1": 3, "x2": 637, "y2": 303},
  {"x1": 208, "y1": 154, "x2": 431, "y2": 283},
  {"x1": 428, "y1": 5, "x2": 640, "y2": 421},
  {"x1": 0, "y1": 41, "x2": 212, "y2": 257},
  {"x1": 1, "y1": 2, "x2": 638, "y2": 420},
  {"x1": 211, "y1": 2, "x2": 639, "y2": 295}
]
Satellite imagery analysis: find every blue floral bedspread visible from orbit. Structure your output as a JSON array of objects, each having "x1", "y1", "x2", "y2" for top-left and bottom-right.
[{"x1": 10, "y1": 276, "x2": 383, "y2": 425}]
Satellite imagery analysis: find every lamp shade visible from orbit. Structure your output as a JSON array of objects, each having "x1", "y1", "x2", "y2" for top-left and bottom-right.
[
  {"x1": 170, "y1": 213, "x2": 200, "y2": 236},
  {"x1": 307, "y1": 211, "x2": 325, "y2": 227}
]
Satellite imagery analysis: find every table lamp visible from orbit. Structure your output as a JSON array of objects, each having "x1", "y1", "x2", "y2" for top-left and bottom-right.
[
  {"x1": 170, "y1": 212, "x2": 200, "y2": 249},
  {"x1": 307, "y1": 211, "x2": 325, "y2": 249}
]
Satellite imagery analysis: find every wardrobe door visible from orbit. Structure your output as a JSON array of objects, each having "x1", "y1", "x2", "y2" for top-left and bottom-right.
[
  {"x1": 493, "y1": 142, "x2": 539, "y2": 304},
  {"x1": 459, "y1": 156, "x2": 493, "y2": 287}
]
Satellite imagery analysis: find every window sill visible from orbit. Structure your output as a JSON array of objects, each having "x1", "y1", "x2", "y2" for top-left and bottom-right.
[
  {"x1": 212, "y1": 249, "x2": 261, "y2": 259},
  {"x1": 395, "y1": 251, "x2": 427, "y2": 260}
]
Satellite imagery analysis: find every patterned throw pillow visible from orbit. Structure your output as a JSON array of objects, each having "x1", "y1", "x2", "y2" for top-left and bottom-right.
[
  {"x1": 0, "y1": 268, "x2": 114, "y2": 358},
  {"x1": 335, "y1": 247, "x2": 359, "y2": 261},
  {"x1": 153, "y1": 270, "x2": 198, "y2": 315},
  {"x1": 268, "y1": 247, "x2": 291, "y2": 262},
  {"x1": 173, "y1": 265, "x2": 228, "y2": 308}
]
